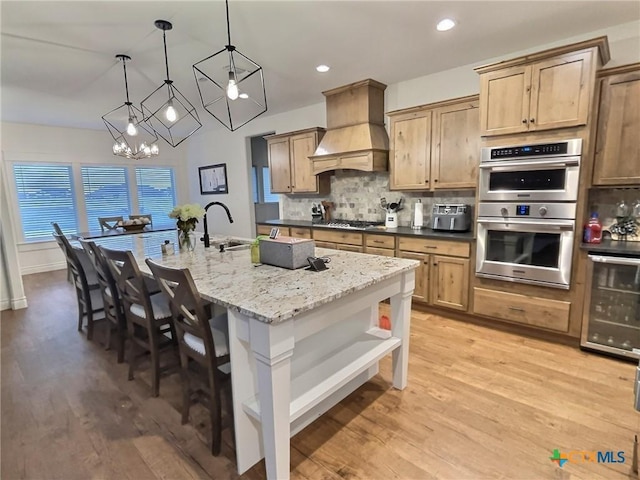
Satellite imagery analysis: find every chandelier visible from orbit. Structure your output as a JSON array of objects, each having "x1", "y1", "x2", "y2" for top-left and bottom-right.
[
  {"x1": 193, "y1": 0, "x2": 267, "y2": 131},
  {"x1": 102, "y1": 54, "x2": 159, "y2": 159},
  {"x1": 141, "y1": 20, "x2": 202, "y2": 148}
]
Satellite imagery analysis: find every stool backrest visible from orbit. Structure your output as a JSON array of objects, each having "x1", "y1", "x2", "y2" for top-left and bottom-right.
[{"x1": 98, "y1": 216, "x2": 124, "y2": 232}]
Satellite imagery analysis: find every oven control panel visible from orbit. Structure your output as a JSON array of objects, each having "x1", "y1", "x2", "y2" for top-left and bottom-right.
[
  {"x1": 479, "y1": 202, "x2": 576, "y2": 220},
  {"x1": 490, "y1": 142, "x2": 568, "y2": 159},
  {"x1": 481, "y1": 138, "x2": 582, "y2": 162}
]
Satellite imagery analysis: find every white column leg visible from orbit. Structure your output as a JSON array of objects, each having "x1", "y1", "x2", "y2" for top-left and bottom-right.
[
  {"x1": 390, "y1": 270, "x2": 415, "y2": 389},
  {"x1": 250, "y1": 319, "x2": 294, "y2": 480}
]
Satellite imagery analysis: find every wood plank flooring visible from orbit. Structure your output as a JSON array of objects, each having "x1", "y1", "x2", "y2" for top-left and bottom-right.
[{"x1": 1, "y1": 270, "x2": 638, "y2": 479}]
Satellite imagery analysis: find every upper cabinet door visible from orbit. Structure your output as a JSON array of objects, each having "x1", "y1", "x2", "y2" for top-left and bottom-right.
[
  {"x1": 267, "y1": 137, "x2": 291, "y2": 193},
  {"x1": 389, "y1": 111, "x2": 431, "y2": 190},
  {"x1": 593, "y1": 67, "x2": 640, "y2": 185},
  {"x1": 290, "y1": 132, "x2": 319, "y2": 193},
  {"x1": 432, "y1": 100, "x2": 480, "y2": 190},
  {"x1": 529, "y1": 51, "x2": 593, "y2": 132},
  {"x1": 479, "y1": 65, "x2": 530, "y2": 136}
]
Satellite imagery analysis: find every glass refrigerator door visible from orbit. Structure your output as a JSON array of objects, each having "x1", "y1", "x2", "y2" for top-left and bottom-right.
[{"x1": 582, "y1": 255, "x2": 640, "y2": 359}]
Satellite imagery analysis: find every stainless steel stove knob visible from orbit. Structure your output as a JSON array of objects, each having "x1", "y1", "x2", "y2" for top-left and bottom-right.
[
  {"x1": 500, "y1": 207, "x2": 508, "y2": 216},
  {"x1": 539, "y1": 206, "x2": 548, "y2": 216}
]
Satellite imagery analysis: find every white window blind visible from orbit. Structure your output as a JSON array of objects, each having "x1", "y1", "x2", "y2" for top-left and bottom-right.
[
  {"x1": 135, "y1": 167, "x2": 177, "y2": 227},
  {"x1": 13, "y1": 163, "x2": 78, "y2": 241},
  {"x1": 81, "y1": 166, "x2": 131, "y2": 231},
  {"x1": 262, "y1": 167, "x2": 279, "y2": 203}
]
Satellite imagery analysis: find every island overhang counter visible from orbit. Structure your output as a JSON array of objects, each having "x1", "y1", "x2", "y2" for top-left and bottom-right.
[{"x1": 97, "y1": 233, "x2": 418, "y2": 480}]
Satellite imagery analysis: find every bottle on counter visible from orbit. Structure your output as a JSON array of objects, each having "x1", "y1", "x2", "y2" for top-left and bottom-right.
[{"x1": 583, "y1": 212, "x2": 603, "y2": 244}]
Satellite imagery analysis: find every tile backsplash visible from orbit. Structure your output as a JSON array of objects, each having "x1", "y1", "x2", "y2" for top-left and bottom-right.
[{"x1": 281, "y1": 170, "x2": 475, "y2": 227}]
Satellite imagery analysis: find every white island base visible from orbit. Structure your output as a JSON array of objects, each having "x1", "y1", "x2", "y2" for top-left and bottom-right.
[{"x1": 228, "y1": 270, "x2": 415, "y2": 480}]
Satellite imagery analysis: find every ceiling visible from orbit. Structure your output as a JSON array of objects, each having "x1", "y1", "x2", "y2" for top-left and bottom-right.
[{"x1": 2, "y1": 1, "x2": 639, "y2": 133}]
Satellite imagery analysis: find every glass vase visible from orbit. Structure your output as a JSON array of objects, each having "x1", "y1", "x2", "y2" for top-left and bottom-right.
[{"x1": 179, "y1": 230, "x2": 196, "y2": 252}]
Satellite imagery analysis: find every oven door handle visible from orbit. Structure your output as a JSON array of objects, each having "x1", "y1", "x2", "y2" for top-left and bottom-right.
[
  {"x1": 479, "y1": 158, "x2": 579, "y2": 170},
  {"x1": 588, "y1": 254, "x2": 640, "y2": 266},
  {"x1": 477, "y1": 218, "x2": 575, "y2": 230}
]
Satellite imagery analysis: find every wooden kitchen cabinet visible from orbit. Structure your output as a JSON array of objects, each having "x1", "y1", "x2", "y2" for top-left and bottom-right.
[
  {"x1": 398, "y1": 251, "x2": 429, "y2": 303},
  {"x1": 476, "y1": 38, "x2": 609, "y2": 136},
  {"x1": 592, "y1": 63, "x2": 640, "y2": 186},
  {"x1": 430, "y1": 255, "x2": 469, "y2": 311},
  {"x1": 388, "y1": 95, "x2": 479, "y2": 191},
  {"x1": 266, "y1": 127, "x2": 329, "y2": 194},
  {"x1": 398, "y1": 237, "x2": 470, "y2": 311}
]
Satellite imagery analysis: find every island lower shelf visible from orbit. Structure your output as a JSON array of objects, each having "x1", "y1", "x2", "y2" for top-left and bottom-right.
[{"x1": 242, "y1": 327, "x2": 400, "y2": 433}]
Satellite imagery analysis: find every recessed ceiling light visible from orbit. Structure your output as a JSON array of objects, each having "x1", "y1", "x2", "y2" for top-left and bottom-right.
[
  {"x1": 316, "y1": 64, "x2": 330, "y2": 73},
  {"x1": 436, "y1": 18, "x2": 456, "y2": 31},
  {"x1": 239, "y1": 93, "x2": 249, "y2": 99}
]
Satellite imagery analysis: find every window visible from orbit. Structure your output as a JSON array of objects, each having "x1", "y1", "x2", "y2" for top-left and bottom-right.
[
  {"x1": 251, "y1": 166, "x2": 278, "y2": 204},
  {"x1": 262, "y1": 167, "x2": 279, "y2": 203},
  {"x1": 13, "y1": 163, "x2": 78, "y2": 240},
  {"x1": 81, "y1": 166, "x2": 131, "y2": 231},
  {"x1": 135, "y1": 167, "x2": 176, "y2": 227}
]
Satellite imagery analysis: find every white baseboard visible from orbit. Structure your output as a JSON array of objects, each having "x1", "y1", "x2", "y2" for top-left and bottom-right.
[
  {"x1": 0, "y1": 296, "x2": 27, "y2": 311},
  {"x1": 21, "y1": 261, "x2": 66, "y2": 275},
  {"x1": 11, "y1": 296, "x2": 28, "y2": 310}
]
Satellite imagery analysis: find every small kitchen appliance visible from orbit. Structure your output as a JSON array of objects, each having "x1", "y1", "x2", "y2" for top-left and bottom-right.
[{"x1": 431, "y1": 204, "x2": 472, "y2": 232}]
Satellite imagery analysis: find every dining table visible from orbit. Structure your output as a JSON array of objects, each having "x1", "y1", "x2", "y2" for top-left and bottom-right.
[{"x1": 93, "y1": 230, "x2": 418, "y2": 480}]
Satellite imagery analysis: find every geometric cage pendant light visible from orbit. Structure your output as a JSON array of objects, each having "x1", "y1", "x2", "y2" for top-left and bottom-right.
[
  {"x1": 102, "y1": 54, "x2": 159, "y2": 160},
  {"x1": 141, "y1": 20, "x2": 202, "y2": 147},
  {"x1": 193, "y1": 0, "x2": 267, "y2": 131}
]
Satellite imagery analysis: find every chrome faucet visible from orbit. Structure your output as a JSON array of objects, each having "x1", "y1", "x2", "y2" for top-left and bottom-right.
[{"x1": 201, "y1": 201, "x2": 234, "y2": 248}]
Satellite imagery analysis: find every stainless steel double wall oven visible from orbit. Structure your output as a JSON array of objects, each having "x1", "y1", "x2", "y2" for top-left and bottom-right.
[{"x1": 476, "y1": 139, "x2": 582, "y2": 289}]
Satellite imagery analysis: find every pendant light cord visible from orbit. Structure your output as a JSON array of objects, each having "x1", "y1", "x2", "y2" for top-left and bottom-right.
[
  {"x1": 121, "y1": 57, "x2": 131, "y2": 104},
  {"x1": 225, "y1": 0, "x2": 232, "y2": 46},
  {"x1": 163, "y1": 30, "x2": 171, "y2": 81}
]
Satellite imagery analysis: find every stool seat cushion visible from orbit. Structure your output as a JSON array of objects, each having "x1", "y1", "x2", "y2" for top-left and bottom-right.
[
  {"x1": 183, "y1": 313, "x2": 229, "y2": 357},
  {"x1": 130, "y1": 292, "x2": 172, "y2": 319}
]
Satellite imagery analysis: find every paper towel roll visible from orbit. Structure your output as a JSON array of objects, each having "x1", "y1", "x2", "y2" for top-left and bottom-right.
[{"x1": 413, "y1": 201, "x2": 424, "y2": 228}]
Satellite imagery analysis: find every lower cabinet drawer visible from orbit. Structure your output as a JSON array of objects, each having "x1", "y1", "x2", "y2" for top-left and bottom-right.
[
  {"x1": 366, "y1": 246, "x2": 395, "y2": 257},
  {"x1": 313, "y1": 229, "x2": 363, "y2": 246},
  {"x1": 473, "y1": 287, "x2": 570, "y2": 333},
  {"x1": 398, "y1": 237, "x2": 470, "y2": 258},
  {"x1": 256, "y1": 225, "x2": 291, "y2": 236},
  {"x1": 290, "y1": 227, "x2": 311, "y2": 239},
  {"x1": 365, "y1": 234, "x2": 395, "y2": 249}
]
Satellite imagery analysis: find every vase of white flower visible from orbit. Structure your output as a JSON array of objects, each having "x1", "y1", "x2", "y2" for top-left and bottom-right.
[{"x1": 168, "y1": 203, "x2": 206, "y2": 251}]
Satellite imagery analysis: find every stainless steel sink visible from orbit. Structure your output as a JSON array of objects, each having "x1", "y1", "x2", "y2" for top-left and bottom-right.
[{"x1": 213, "y1": 239, "x2": 252, "y2": 252}]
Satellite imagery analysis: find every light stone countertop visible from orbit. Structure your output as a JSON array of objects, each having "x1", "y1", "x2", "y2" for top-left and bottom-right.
[{"x1": 96, "y1": 231, "x2": 419, "y2": 324}]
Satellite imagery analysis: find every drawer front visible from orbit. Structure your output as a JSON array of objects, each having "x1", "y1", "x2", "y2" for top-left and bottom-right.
[
  {"x1": 337, "y1": 244, "x2": 364, "y2": 253},
  {"x1": 366, "y1": 246, "x2": 395, "y2": 257},
  {"x1": 256, "y1": 224, "x2": 272, "y2": 236},
  {"x1": 290, "y1": 227, "x2": 311, "y2": 239},
  {"x1": 256, "y1": 225, "x2": 291, "y2": 237},
  {"x1": 398, "y1": 237, "x2": 469, "y2": 257},
  {"x1": 313, "y1": 229, "x2": 363, "y2": 246},
  {"x1": 365, "y1": 234, "x2": 395, "y2": 249},
  {"x1": 473, "y1": 287, "x2": 570, "y2": 332}
]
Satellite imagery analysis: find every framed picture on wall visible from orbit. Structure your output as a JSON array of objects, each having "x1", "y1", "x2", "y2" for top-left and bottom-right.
[{"x1": 199, "y1": 163, "x2": 228, "y2": 195}]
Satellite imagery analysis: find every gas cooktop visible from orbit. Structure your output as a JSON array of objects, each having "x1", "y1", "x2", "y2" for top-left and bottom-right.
[{"x1": 313, "y1": 220, "x2": 385, "y2": 231}]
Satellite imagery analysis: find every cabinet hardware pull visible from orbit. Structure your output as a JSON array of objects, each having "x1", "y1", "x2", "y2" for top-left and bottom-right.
[
  {"x1": 425, "y1": 246, "x2": 437, "y2": 249},
  {"x1": 425, "y1": 179, "x2": 429, "y2": 183},
  {"x1": 434, "y1": 179, "x2": 438, "y2": 182},
  {"x1": 508, "y1": 306, "x2": 525, "y2": 312},
  {"x1": 373, "y1": 240, "x2": 384, "y2": 244},
  {"x1": 433, "y1": 263, "x2": 437, "y2": 266},
  {"x1": 530, "y1": 118, "x2": 535, "y2": 123},
  {"x1": 522, "y1": 119, "x2": 527, "y2": 124}
]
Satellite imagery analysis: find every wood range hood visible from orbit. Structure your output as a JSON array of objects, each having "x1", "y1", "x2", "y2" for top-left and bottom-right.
[{"x1": 310, "y1": 79, "x2": 389, "y2": 174}]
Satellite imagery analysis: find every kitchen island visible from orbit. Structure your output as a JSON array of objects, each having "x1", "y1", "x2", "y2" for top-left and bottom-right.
[{"x1": 95, "y1": 231, "x2": 419, "y2": 480}]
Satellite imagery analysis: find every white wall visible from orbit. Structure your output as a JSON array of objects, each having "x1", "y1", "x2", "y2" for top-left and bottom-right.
[
  {"x1": 186, "y1": 21, "x2": 640, "y2": 239},
  {"x1": 1, "y1": 122, "x2": 190, "y2": 274}
]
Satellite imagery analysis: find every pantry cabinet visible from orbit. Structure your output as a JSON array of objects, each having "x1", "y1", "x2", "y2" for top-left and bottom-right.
[
  {"x1": 388, "y1": 95, "x2": 479, "y2": 191},
  {"x1": 592, "y1": 63, "x2": 640, "y2": 186},
  {"x1": 266, "y1": 127, "x2": 329, "y2": 194},
  {"x1": 475, "y1": 37, "x2": 609, "y2": 136}
]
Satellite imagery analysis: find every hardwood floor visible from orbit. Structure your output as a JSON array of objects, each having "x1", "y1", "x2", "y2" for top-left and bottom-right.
[{"x1": 1, "y1": 271, "x2": 638, "y2": 479}]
